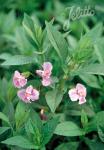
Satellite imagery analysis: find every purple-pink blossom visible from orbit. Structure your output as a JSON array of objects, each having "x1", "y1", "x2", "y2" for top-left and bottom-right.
[
  {"x1": 13, "y1": 71, "x2": 27, "y2": 88},
  {"x1": 36, "y1": 62, "x2": 53, "y2": 86},
  {"x1": 17, "y1": 85, "x2": 39, "y2": 103},
  {"x1": 68, "y1": 83, "x2": 87, "y2": 105}
]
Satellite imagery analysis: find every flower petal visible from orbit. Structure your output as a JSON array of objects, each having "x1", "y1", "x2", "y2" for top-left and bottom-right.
[
  {"x1": 13, "y1": 78, "x2": 21, "y2": 88},
  {"x1": 42, "y1": 78, "x2": 52, "y2": 86},
  {"x1": 42, "y1": 62, "x2": 53, "y2": 72},
  {"x1": 13, "y1": 71, "x2": 27, "y2": 88},
  {"x1": 20, "y1": 78, "x2": 27, "y2": 87},
  {"x1": 36, "y1": 70, "x2": 44, "y2": 77},
  {"x1": 31, "y1": 89, "x2": 39, "y2": 101},
  {"x1": 79, "y1": 97, "x2": 86, "y2": 105},
  {"x1": 14, "y1": 71, "x2": 21, "y2": 78},
  {"x1": 26, "y1": 85, "x2": 33, "y2": 94},
  {"x1": 76, "y1": 83, "x2": 86, "y2": 97},
  {"x1": 17, "y1": 89, "x2": 30, "y2": 103},
  {"x1": 68, "y1": 88, "x2": 79, "y2": 101}
]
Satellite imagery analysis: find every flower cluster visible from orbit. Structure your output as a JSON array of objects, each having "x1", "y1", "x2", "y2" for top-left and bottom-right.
[
  {"x1": 13, "y1": 62, "x2": 53, "y2": 103},
  {"x1": 13, "y1": 70, "x2": 39, "y2": 103},
  {"x1": 36, "y1": 62, "x2": 52, "y2": 86},
  {"x1": 13, "y1": 71, "x2": 27, "y2": 88},
  {"x1": 17, "y1": 85, "x2": 39, "y2": 103},
  {"x1": 68, "y1": 83, "x2": 87, "y2": 104},
  {"x1": 13, "y1": 62, "x2": 87, "y2": 105}
]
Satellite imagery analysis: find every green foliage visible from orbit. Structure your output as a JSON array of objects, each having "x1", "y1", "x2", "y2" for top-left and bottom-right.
[
  {"x1": 0, "y1": 1, "x2": 104, "y2": 150},
  {"x1": 46, "y1": 21, "x2": 68, "y2": 62},
  {"x1": 0, "y1": 112, "x2": 10, "y2": 126},
  {"x1": 55, "y1": 142, "x2": 79, "y2": 150},
  {"x1": 1, "y1": 136, "x2": 35, "y2": 149},
  {"x1": 76, "y1": 64, "x2": 104, "y2": 76},
  {"x1": 45, "y1": 89, "x2": 63, "y2": 113},
  {"x1": 79, "y1": 74, "x2": 101, "y2": 89},
  {"x1": 0, "y1": 127, "x2": 10, "y2": 135},
  {"x1": 42, "y1": 117, "x2": 59, "y2": 146},
  {"x1": 23, "y1": 14, "x2": 43, "y2": 50},
  {"x1": 54, "y1": 121, "x2": 84, "y2": 136},
  {"x1": 15, "y1": 102, "x2": 30, "y2": 129},
  {"x1": 1, "y1": 55, "x2": 38, "y2": 66},
  {"x1": 71, "y1": 36, "x2": 93, "y2": 66},
  {"x1": 81, "y1": 109, "x2": 88, "y2": 128},
  {"x1": 85, "y1": 138, "x2": 104, "y2": 150},
  {"x1": 25, "y1": 111, "x2": 59, "y2": 148}
]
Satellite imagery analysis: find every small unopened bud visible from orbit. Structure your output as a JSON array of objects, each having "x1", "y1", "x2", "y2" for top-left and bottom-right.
[{"x1": 40, "y1": 109, "x2": 47, "y2": 120}]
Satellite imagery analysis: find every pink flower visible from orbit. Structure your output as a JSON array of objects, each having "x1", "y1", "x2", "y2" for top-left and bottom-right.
[
  {"x1": 13, "y1": 71, "x2": 27, "y2": 88},
  {"x1": 17, "y1": 85, "x2": 39, "y2": 103},
  {"x1": 68, "y1": 83, "x2": 87, "y2": 105},
  {"x1": 36, "y1": 62, "x2": 53, "y2": 86}
]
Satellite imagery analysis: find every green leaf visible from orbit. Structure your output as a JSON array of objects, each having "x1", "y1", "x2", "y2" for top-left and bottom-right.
[
  {"x1": 0, "y1": 127, "x2": 10, "y2": 135},
  {"x1": 2, "y1": 10, "x2": 17, "y2": 33},
  {"x1": 25, "y1": 111, "x2": 42, "y2": 147},
  {"x1": 94, "y1": 44, "x2": 103, "y2": 63},
  {"x1": 71, "y1": 36, "x2": 93, "y2": 66},
  {"x1": 71, "y1": 24, "x2": 102, "y2": 66},
  {"x1": 0, "y1": 112, "x2": 10, "y2": 126},
  {"x1": 42, "y1": 117, "x2": 59, "y2": 145},
  {"x1": 45, "y1": 89, "x2": 63, "y2": 113},
  {"x1": 79, "y1": 74, "x2": 101, "y2": 89},
  {"x1": 25, "y1": 119, "x2": 34, "y2": 135},
  {"x1": 0, "y1": 53, "x2": 12, "y2": 60},
  {"x1": 15, "y1": 101, "x2": 30, "y2": 129},
  {"x1": 55, "y1": 142, "x2": 79, "y2": 150},
  {"x1": 23, "y1": 13, "x2": 36, "y2": 43},
  {"x1": 22, "y1": 71, "x2": 31, "y2": 78},
  {"x1": 85, "y1": 138, "x2": 104, "y2": 150},
  {"x1": 76, "y1": 64, "x2": 104, "y2": 76},
  {"x1": 25, "y1": 119, "x2": 40, "y2": 146},
  {"x1": 84, "y1": 119, "x2": 97, "y2": 134},
  {"x1": 1, "y1": 136, "x2": 36, "y2": 149},
  {"x1": 81, "y1": 109, "x2": 88, "y2": 128},
  {"x1": 15, "y1": 27, "x2": 36, "y2": 53},
  {"x1": 23, "y1": 13, "x2": 43, "y2": 49},
  {"x1": 85, "y1": 23, "x2": 102, "y2": 44},
  {"x1": 95, "y1": 38, "x2": 104, "y2": 63},
  {"x1": 1, "y1": 55, "x2": 37, "y2": 66},
  {"x1": 95, "y1": 111, "x2": 104, "y2": 142},
  {"x1": 40, "y1": 147, "x2": 46, "y2": 150},
  {"x1": 98, "y1": 126, "x2": 104, "y2": 143},
  {"x1": 54, "y1": 121, "x2": 84, "y2": 136},
  {"x1": 46, "y1": 22, "x2": 68, "y2": 61},
  {"x1": 29, "y1": 110, "x2": 42, "y2": 134},
  {"x1": 95, "y1": 111, "x2": 104, "y2": 128}
]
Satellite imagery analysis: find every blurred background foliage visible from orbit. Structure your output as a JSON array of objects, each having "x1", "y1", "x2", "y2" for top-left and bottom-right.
[
  {"x1": 0, "y1": 0, "x2": 104, "y2": 78},
  {"x1": 0, "y1": 0, "x2": 104, "y2": 150}
]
